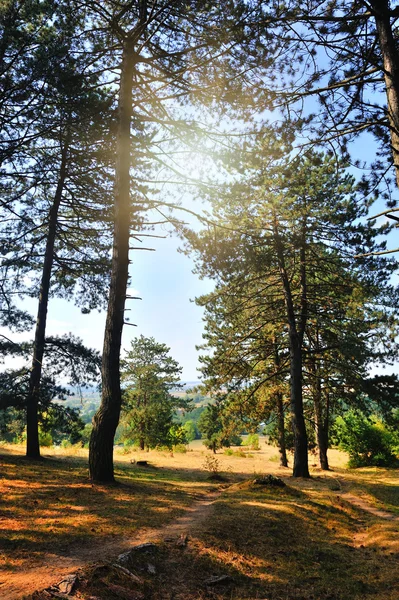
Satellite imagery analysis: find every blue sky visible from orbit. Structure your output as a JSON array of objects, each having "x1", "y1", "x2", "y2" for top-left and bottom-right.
[
  {"x1": 0, "y1": 227, "x2": 212, "y2": 382},
  {"x1": 2, "y1": 128, "x2": 399, "y2": 383}
]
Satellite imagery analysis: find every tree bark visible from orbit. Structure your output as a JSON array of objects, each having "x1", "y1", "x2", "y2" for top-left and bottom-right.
[
  {"x1": 311, "y1": 359, "x2": 329, "y2": 471},
  {"x1": 89, "y1": 41, "x2": 135, "y2": 482},
  {"x1": 276, "y1": 390, "x2": 288, "y2": 467},
  {"x1": 371, "y1": 0, "x2": 399, "y2": 188},
  {"x1": 315, "y1": 401, "x2": 329, "y2": 471},
  {"x1": 26, "y1": 141, "x2": 69, "y2": 459},
  {"x1": 273, "y1": 340, "x2": 288, "y2": 467},
  {"x1": 273, "y1": 218, "x2": 309, "y2": 478},
  {"x1": 290, "y1": 339, "x2": 309, "y2": 477}
]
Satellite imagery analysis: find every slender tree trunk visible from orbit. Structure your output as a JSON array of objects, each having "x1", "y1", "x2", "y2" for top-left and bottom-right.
[
  {"x1": 273, "y1": 339, "x2": 288, "y2": 467},
  {"x1": 26, "y1": 142, "x2": 69, "y2": 459},
  {"x1": 276, "y1": 390, "x2": 288, "y2": 467},
  {"x1": 290, "y1": 339, "x2": 309, "y2": 477},
  {"x1": 311, "y1": 360, "x2": 329, "y2": 470},
  {"x1": 273, "y1": 218, "x2": 309, "y2": 477},
  {"x1": 89, "y1": 42, "x2": 135, "y2": 482},
  {"x1": 371, "y1": 0, "x2": 399, "y2": 188},
  {"x1": 315, "y1": 411, "x2": 329, "y2": 471}
]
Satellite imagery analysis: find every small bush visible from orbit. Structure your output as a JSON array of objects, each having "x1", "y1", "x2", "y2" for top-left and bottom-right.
[
  {"x1": 173, "y1": 444, "x2": 187, "y2": 453},
  {"x1": 229, "y1": 434, "x2": 243, "y2": 446},
  {"x1": 203, "y1": 455, "x2": 220, "y2": 476},
  {"x1": 234, "y1": 449, "x2": 248, "y2": 458},
  {"x1": 334, "y1": 411, "x2": 399, "y2": 468},
  {"x1": 224, "y1": 448, "x2": 234, "y2": 456},
  {"x1": 246, "y1": 434, "x2": 260, "y2": 450},
  {"x1": 39, "y1": 431, "x2": 53, "y2": 447}
]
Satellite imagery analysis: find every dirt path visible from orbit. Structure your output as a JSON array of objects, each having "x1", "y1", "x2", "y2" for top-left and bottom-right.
[
  {"x1": 341, "y1": 492, "x2": 399, "y2": 521},
  {"x1": 0, "y1": 490, "x2": 221, "y2": 600}
]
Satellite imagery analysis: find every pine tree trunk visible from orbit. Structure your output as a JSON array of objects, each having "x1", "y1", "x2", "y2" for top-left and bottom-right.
[
  {"x1": 372, "y1": 0, "x2": 399, "y2": 188},
  {"x1": 313, "y1": 371, "x2": 329, "y2": 471},
  {"x1": 273, "y1": 340, "x2": 288, "y2": 467},
  {"x1": 26, "y1": 142, "x2": 69, "y2": 459},
  {"x1": 89, "y1": 42, "x2": 135, "y2": 483},
  {"x1": 290, "y1": 339, "x2": 309, "y2": 477},
  {"x1": 273, "y1": 219, "x2": 309, "y2": 478},
  {"x1": 276, "y1": 391, "x2": 288, "y2": 467}
]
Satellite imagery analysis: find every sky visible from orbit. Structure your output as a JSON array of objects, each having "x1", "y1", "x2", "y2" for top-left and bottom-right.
[
  {"x1": 3, "y1": 148, "x2": 399, "y2": 385},
  {"x1": 0, "y1": 226, "x2": 213, "y2": 382},
  {"x1": 2, "y1": 104, "x2": 399, "y2": 384}
]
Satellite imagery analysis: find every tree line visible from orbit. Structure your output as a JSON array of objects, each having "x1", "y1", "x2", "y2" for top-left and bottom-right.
[{"x1": 1, "y1": 0, "x2": 399, "y2": 481}]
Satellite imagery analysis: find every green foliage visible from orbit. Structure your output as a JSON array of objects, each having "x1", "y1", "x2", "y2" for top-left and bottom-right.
[
  {"x1": 38, "y1": 429, "x2": 53, "y2": 448},
  {"x1": 229, "y1": 433, "x2": 243, "y2": 446},
  {"x1": 182, "y1": 419, "x2": 200, "y2": 442},
  {"x1": 79, "y1": 423, "x2": 93, "y2": 448},
  {"x1": 186, "y1": 148, "x2": 399, "y2": 477},
  {"x1": 177, "y1": 405, "x2": 206, "y2": 427},
  {"x1": 0, "y1": 336, "x2": 99, "y2": 446},
  {"x1": 198, "y1": 404, "x2": 229, "y2": 453},
  {"x1": 246, "y1": 434, "x2": 260, "y2": 450},
  {"x1": 266, "y1": 415, "x2": 318, "y2": 454},
  {"x1": 121, "y1": 336, "x2": 191, "y2": 450},
  {"x1": 334, "y1": 411, "x2": 399, "y2": 467},
  {"x1": 173, "y1": 444, "x2": 187, "y2": 454},
  {"x1": 224, "y1": 448, "x2": 249, "y2": 458}
]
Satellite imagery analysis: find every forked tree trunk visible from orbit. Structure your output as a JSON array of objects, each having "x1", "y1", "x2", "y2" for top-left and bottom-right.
[
  {"x1": 89, "y1": 43, "x2": 135, "y2": 482},
  {"x1": 372, "y1": 0, "x2": 399, "y2": 188},
  {"x1": 26, "y1": 142, "x2": 69, "y2": 459}
]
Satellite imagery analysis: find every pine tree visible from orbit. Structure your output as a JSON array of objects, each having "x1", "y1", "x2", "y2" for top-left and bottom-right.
[
  {"x1": 120, "y1": 335, "x2": 188, "y2": 451},
  {"x1": 185, "y1": 147, "x2": 398, "y2": 477},
  {"x1": 248, "y1": 1, "x2": 399, "y2": 193},
  {"x1": 0, "y1": 2, "x2": 114, "y2": 458},
  {"x1": 86, "y1": 0, "x2": 269, "y2": 482}
]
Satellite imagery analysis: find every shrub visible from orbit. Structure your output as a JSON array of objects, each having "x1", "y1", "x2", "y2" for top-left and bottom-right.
[
  {"x1": 234, "y1": 449, "x2": 249, "y2": 458},
  {"x1": 246, "y1": 434, "x2": 260, "y2": 450},
  {"x1": 229, "y1": 434, "x2": 243, "y2": 446},
  {"x1": 173, "y1": 443, "x2": 187, "y2": 453},
  {"x1": 334, "y1": 411, "x2": 399, "y2": 468},
  {"x1": 203, "y1": 455, "x2": 220, "y2": 476},
  {"x1": 80, "y1": 423, "x2": 93, "y2": 448},
  {"x1": 39, "y1": 431, "x2": 53, "y2": 447}
]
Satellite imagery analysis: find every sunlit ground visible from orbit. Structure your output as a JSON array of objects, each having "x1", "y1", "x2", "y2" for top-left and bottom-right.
[{"x1": 1, "y1": 441, "x2": 398, "y2": 599}]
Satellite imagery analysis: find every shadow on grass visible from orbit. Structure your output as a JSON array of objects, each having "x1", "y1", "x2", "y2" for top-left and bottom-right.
[
  {"x1": 0, "y1": 451, "x2": 215, "y2": 566},
  {"x1": 151, "y1": 484, "x2": 399, "y2": 600}
]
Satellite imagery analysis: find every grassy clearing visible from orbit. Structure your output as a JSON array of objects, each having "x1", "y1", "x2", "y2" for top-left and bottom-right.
[
  {"x1": 0, "y1": 444, "x2": 215, "y2": 577},
  {"x1": 151, "y1": 477, "x2": 398, "y2": 600},
  {"x1": 1, "y1": 442, "x2": 398, "y2": 599}
]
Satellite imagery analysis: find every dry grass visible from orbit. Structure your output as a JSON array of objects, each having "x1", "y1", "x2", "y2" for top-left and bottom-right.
[
  {"x1": 1, "y1": 441, "x2": 398, "y2": 600},
  {"x1": 0, "y1": 444, "x2": 214, "y2": 576},
  {"x1": 162, "y1": 482, "x2": 398, "y2": 599}
]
